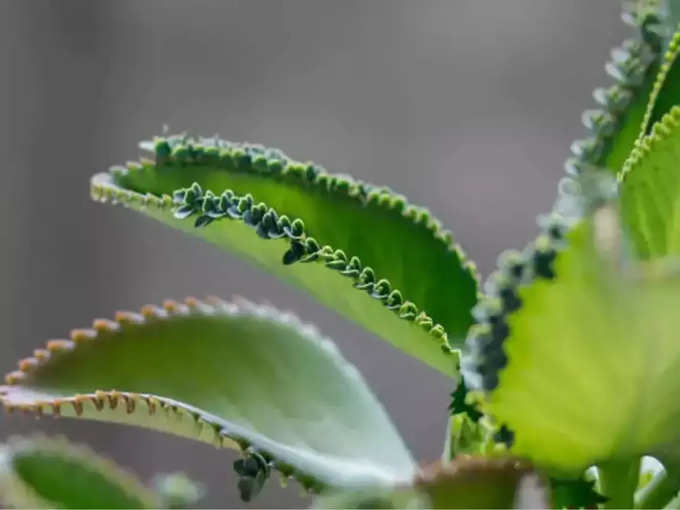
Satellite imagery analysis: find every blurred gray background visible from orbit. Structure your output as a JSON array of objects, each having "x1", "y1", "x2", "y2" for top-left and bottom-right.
[{"x1": 0, "y1": 1, "x2": 626, "y2": 507}]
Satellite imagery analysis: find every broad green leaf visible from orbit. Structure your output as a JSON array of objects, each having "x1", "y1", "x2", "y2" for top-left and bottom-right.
[
  {"x1": 619, "y1": 105, "x2": 680, "y2": 258},
  {"x1": 91, "y1": 136, "x2": 478, "y2": 377},
  {"x1": 465, "y1": 220, "x2": 680, "y2": 475},
  {"x1": 640, "y1": 29, "x2": 680, "y2": 136},
  {"x1": 0, "y1": 297, "x2": 415, "y2": 489},
  {"x1": 0, "y1": 436, "x2": 157, "y2": 509}
]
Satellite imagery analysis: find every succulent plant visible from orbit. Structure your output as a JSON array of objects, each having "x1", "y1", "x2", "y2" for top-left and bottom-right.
[{"x1": 4, "y1": 1, "x2": 680, "y2": 508}]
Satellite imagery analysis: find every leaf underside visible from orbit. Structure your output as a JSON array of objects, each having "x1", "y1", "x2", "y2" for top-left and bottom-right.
[
  {"x1": 0, "y1": 297, "x2": 415, "y2": 490},
  {"x1": 91, "y1": 136, "x2": 479, "y2": 377},
  {"x1": 0, "y1": 436, "x2": 157, "y2": 509},
  {"x1": 472, "y1": 223, "x2": 680, "y2": 474}
]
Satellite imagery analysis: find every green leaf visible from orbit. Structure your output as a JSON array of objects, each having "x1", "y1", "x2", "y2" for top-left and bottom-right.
[
  {"x1": 556, "y1": 2, "x2": 665, "y2": 219},
  {"x1": 570, "y1": 4, "x2": 663, "y2": 175},
  {"x1": 641, "y1": 28, "x2": 680, "y2": 136},
  {"x1": 0, "y1": 435, "x2": 157, "y2": 509},
  {"x1": 91, "y1": 136, "x2": 479, "y2": 377},
  {"x1": 619, "y1": 105, "x2": 680, "y2": 258},
  {"x1": 0, "y1": 297, "x2": 415, "y2": 490},
  {"x1": 465, "y1": 219, "x2": 680, "y2": 476}
]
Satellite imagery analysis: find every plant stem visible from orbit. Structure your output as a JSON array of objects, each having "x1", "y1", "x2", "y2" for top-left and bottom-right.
[
  {"x1": 636, "y1": 461, "x2": 680, "y2": 509},
  {"x1": 598, "y1": 458, "x2": 640, "y2": 509}
]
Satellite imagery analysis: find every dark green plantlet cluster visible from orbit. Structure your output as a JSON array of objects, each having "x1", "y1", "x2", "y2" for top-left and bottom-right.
[
  {"x1": 167, "y1": 164, "x2": 452, "y2": 352},
  {"x1": 233, "y1": 450, "x2": 272, "y2": 502},
  {"x1": 558, "y1": 3, "x2": 665, "y2": 219},
  {"x1": 462, "y1": 213, "x2": 568, "y2": 392}
]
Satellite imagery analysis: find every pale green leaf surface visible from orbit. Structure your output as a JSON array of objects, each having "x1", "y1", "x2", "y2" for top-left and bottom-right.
[
  {"x1": 0, "y1": 298, "x2": 415, "y2": 488},
  {"x1": 484, "y1": 223, "x2": 680, "y2": 474},
  {"x1": 90, "y1": 136, "x2": 479, "y2": 376},
  {"x1": 0, "y1": 436, "x2": 157, "y2": 509},
  {"x1": 620, "y1": 105, "x2": 680, "y2": 258}
]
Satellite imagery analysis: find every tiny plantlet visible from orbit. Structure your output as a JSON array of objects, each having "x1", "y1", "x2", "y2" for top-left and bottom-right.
[{"x1": 4, "y1": 1, "x2": 680, "y2": 508}]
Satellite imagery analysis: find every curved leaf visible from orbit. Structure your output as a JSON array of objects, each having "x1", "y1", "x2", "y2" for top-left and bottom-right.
[
  {"x1": 465, "y1": 220, "x2": 680, "y2": 476},
  {"x1": 640, "y1": 28, "x2": 680, "y2": 136},
  {"x1": 0, "y1": 435, "x2": 157, "y2": 509},
  {"x1": 556, "y1": 2, "x2": 664, "y2": 218},
  {"x1": 91, "y1": 135, "x2": 479, "y2": 377},
  {"x1": 0, "y1": 297, "x2": 415, "y2": 490},
  {"x1": 620, "y1": 105, "x2": 680, "y2": 258}
]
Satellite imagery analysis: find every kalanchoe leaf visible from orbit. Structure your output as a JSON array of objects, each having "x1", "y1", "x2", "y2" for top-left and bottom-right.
[
  {"x1": 0, "y1": 297, "x2": 416, "y2": 490},
  {"x1": 90, "y1": 135, "x2": 479, "y2": 376},
  {"x1": 554, "y1": 1, "x2": 669, "y2": 220},
  {"x1": 0, "y1": 436, "x2": 158, "y2": 509},
  {"x1": 640, "y1": 28, "x2": 680, "y2": 135},
  {"x1": 619, "y1": 105, "x2": 680, "y2": 258},
  {"x1": 466, "y1": 220, "x2": 680, "y2": 475}
]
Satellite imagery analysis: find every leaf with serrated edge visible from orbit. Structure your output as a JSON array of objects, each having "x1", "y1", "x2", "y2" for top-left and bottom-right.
[
  {"x1": 556, "y1": 3, "x2": 664, "y2": 219},
  {"x1": 0, "y1": 297, "x2": 415, "y2": 489},
  {"x1": 640, "y1": 28, "x2": 680, "y2": 136},
  {"x1": 475, "y1": 222, "x2": 680, "y2": 474},
  {"x1": 90, "y1": 136, "x2": 479, "y2": 377},
  {"x1": 0, "y1": 435, "x2": 157, "y2": 509},
  {"x1": 620, "y1": 105, "x2": 680, "y2": 258}
]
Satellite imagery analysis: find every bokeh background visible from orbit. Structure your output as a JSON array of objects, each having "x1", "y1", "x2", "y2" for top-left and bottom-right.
[{"x1": 0, "y1": 1, "x2": 627, "y2": 507}]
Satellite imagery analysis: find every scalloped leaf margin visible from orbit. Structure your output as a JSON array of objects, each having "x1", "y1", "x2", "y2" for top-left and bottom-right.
[{"x1": 0, "y1": 297, "x2": 416, "y2": 493}]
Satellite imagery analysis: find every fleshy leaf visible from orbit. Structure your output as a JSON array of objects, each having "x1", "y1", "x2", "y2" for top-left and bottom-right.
[
  {"x1": 90, "y1": 136, "x2": 479, "y2": 377},
  {"x1": 465, "y1": 220, "x2": 680, "y2": 475},
  {"x1": 640, "y1": 28, "x2": 680, "y2": 135},
  {"x1": 619, "y1": 105, "x2": 680, "y2": 258},
  {"x1": 555, "y1": 2, "x2": 666, "y2": 219},
  {"x1": 0, "y1": 297, "x2": 415, "y2": 490},
  {"x1": 0, "y1": 435, "x2": 157, "y2": 509}
]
